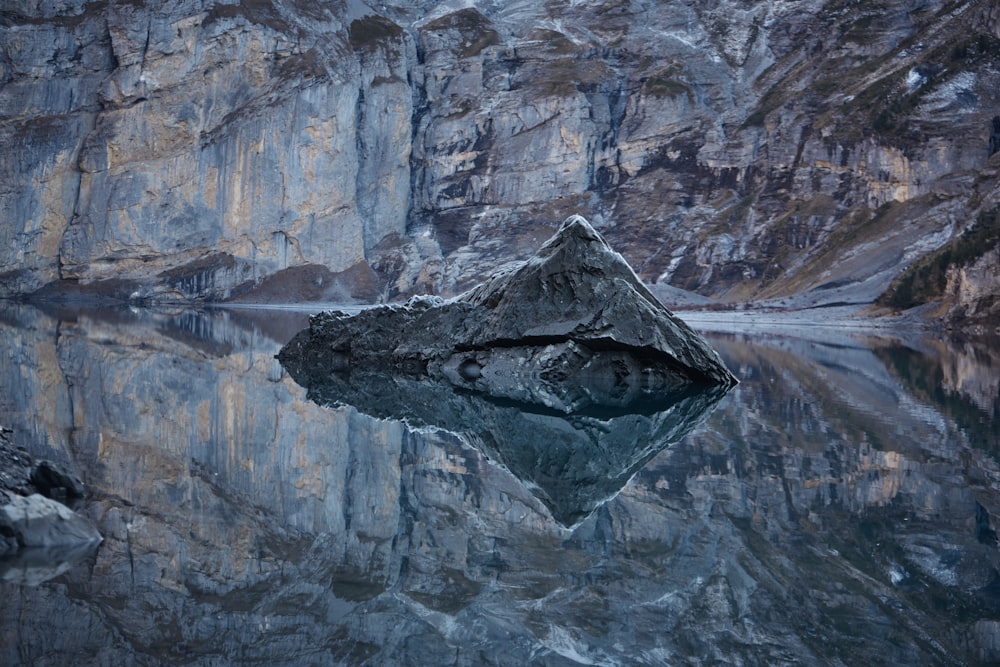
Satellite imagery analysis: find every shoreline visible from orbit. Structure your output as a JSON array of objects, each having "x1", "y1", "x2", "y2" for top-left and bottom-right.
[
  {"x1": 671, "y1": 306, "x2": 929, "y2": 333},
  {"x1": 0, "y1": 296, "x2": 946, "y2": 335}
]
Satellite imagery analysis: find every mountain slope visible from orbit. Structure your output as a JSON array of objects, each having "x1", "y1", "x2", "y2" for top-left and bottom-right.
[{"x1": 1, "y1": 0, "x2": 998, "y2": 328}]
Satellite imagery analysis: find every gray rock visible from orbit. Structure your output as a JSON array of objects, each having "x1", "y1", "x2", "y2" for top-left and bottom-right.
[
  {"x1": 0, "y1": 493, "x2": 101, "y2": 553},
  {"x1": 3, "y1": 0, "x2": 999, "y2": 326},
  {"x1": 278, "y1": 216, "x2": 736, "y2": 525},
  {"x1": 31, "y1": 460, "x2": 85, "y2": 500},
  {"x1": 278, "y1": 215, "x2": 737, "y2": 411},
  {"x1": 0, "y1": 541, "x2": 100, "y2": 586}
]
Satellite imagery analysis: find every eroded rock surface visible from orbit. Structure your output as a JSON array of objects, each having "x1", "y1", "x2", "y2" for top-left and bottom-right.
[{"x1": 278, "y1": 215, "x2": 738, "y2": 412}]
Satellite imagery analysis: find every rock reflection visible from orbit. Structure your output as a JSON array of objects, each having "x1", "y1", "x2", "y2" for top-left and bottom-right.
[
  {"x1": 872, "y1": 334, "x2": 1000, "y2": 452},
  {"x1": 0, "y1": 542, "x2": 99, "y2": 586},
  {"x1": 281, "y1": 363, "x2": 731, "y2": 527},
  {"x1": 1, "y1": 305, "x2": 1000, "y2": 665}
]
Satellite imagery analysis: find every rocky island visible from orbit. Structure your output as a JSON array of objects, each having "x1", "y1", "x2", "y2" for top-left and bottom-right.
[
  {"x1": 279, "y1": 214, "x2": 736, "y2": 525},
  {"x1": 279, "y1": 215, "x2": 737, "y2": 414}
]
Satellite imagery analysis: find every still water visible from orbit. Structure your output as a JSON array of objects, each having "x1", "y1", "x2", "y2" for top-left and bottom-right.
[{"x1": 1, "y1": 303, "x2": 999, "y2": 666}]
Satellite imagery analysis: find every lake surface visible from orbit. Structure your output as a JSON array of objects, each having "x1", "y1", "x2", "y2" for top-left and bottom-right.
[{"x1": 1, "y1": 303, "x2": 999, "y2": 666}]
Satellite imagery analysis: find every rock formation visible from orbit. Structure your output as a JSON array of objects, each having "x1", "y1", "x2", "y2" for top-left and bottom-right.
[
  {"x1": 278, "y1": 215, "x2": 738, "y2": 410},
  {"x1": 2, "y1": 1, "x2": 999, "y2": 327},
  {"x1": 0, "y1": 427, "x2": 101, "y2": 565},
  {"x1": 278, "y1": 215, "x2": 737, "y2": 525},
  {"x1": 0, "y1": 494, "x2": 101, "y2": 551}
]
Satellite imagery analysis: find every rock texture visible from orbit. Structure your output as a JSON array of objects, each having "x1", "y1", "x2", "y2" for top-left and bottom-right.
[
  {"x1": 946, "y1": 245, "x2": 1000, "y2": 331},
  {"x1": 3, "y1": 1, "x2": 1000, "y2": 325},
  {"x1": 875, "y1": 203, "x2": 1000, "y2": 332},
  {"x1": 278, "y1": 215, "x2": 738, "y2": 408},
  {"x1": 0, "y1": 493, "x2": 101, "y2": 551}
]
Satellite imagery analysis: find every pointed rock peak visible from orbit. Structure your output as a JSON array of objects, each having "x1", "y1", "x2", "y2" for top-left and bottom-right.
[
  {"x1": 559, "y1": 214, "x2": 602, "y2": 240},
  {"x1": 279, "y1": 210, "x2": 739, "y2": 394},
  {"x1": 538, "y1": 214, "x2": 611, "y2": 255}
]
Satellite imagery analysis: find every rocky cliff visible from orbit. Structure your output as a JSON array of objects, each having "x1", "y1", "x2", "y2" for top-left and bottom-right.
[{"x1": 2, "y1": 0, "x2": 999, "y2": 325}]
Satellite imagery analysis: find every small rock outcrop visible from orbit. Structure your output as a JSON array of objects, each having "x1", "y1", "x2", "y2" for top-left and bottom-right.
[
  {"x1": 278, "y1": 215, "x2": 737, "y2": 413},
  {"x1": 0, "y1": 427, "x2": 101, "y2": 561},
  {"x1": 278, "y1": 216, "x2": 736, "y2": 413},
  {"x1": 0, "y1": 494, "x2": 101, "y2": 553}
]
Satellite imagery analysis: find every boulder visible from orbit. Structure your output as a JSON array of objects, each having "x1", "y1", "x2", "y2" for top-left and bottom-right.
[
  {"x1": 278, "y1": 215, "x2": 737, "y2": 412},
  {"x1": 0, "y1": 493, "x2": 102, "y2": 555},
  {"x1": 31, "y1": 460, "x2": 86, "y2": 501}
]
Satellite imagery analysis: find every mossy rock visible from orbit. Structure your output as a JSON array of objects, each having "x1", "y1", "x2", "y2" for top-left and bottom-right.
[
  {"x1": 349, "y1": 15, "x2": 404, "y2": 53},
  {"x1": 878, "y1": 205, "x2": 1000, "y2": 310}
]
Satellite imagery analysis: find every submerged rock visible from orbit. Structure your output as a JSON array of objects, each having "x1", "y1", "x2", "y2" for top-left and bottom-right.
[{"x1": 278, "y1": 215, "x2": 737, "y2": 412}]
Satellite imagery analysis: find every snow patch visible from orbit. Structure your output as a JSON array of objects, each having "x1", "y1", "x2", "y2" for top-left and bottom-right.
[
  {"x1": 888, "y1": 563, "x2": 908, "y2": 585},
  {"x1": 540, "y1": 625, "x2": 618, "y2": 666},
  {"x1": 906, "y1": 68, "x2": 927, "y2": 91},
  {"x1": 923, "y1": 71, "x2": 978, "y2": 112},
  {"x1": 412, "y1": 0, "x2": 477, "y2": 28}
]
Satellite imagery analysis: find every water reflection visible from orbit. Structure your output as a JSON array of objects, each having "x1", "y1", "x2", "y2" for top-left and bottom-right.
[
  {"x1": 281, "y1": 361, "x2": 730, "y2": 527},
  {"x1": 0, "y1": 542, "x2": 100, "y2": 586},
  {"x1": 1, "y1": 304, "x2": 999, "y2": 666}
]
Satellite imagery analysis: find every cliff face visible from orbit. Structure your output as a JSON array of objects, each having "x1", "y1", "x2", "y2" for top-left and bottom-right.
[
  {"x1": 2, "y1": 0, "x2": 415, "y2": 301},
  {"x1": 3, "y1": 0, "x2": 1000, "y2": 319}
]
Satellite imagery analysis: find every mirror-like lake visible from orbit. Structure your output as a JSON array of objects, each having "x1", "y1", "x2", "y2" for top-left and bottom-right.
[{"x1": 1, "y1": 303, "x2": 999, "y2": 666}]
